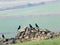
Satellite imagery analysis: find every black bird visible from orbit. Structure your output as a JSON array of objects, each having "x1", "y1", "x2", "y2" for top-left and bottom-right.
[
  {"x1": 35, "y1": 23, "x2": 39, "y2": 28},
  {"x1": 18, "y1": 25, "x2": 21, "y2": 30},
  {"x1": 2, "y1": 34, "x2": 5, "y2": 38},
  {"x1": 29, "y1": 24, "x2": 33, "y2": 28}
]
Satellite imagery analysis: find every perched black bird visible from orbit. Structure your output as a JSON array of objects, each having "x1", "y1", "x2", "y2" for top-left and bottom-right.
[
  {"x1": 29, "y1": 24, "x2": 33, "y2": 28},
  {"x1": 18, "y1": 25, "x2": 21, "y2": 30},
  {"x1": 35, "y1": 23, "x2": 39, "y2": 28},
  {"x1": 35, "y1": 23, "x2": 40, "y2": 32},
  {"x1": 2, "y1": 34, "x2": 5, "y2": 38}
]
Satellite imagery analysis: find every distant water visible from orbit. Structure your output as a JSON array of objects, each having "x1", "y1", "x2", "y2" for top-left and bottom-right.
[{"x1": 0, "y1": 15, "x2": 60, "y2": 38}]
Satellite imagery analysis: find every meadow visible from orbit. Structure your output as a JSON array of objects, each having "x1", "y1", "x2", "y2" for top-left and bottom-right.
[{"x1": 12, "y1": 37, "x2": 60, "y2": 45}]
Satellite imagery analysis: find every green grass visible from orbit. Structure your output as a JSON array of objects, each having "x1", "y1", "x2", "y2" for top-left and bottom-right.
[{"x1": 11, "y1": 37, "x2": 60, "y2": 45}]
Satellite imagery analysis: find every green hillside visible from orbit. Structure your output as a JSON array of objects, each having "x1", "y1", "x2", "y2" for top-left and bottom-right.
[{"x1": 12, "y1": 37, "x2": 60, "y2": 45}]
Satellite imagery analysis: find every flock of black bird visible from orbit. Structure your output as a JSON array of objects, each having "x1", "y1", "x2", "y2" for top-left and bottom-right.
[
  {"x1": 0, "y1": 23, "x2": 60, "y2": 45},
  {"x1": 0, "y1": 23, "x2": 40, "y2": 45}
]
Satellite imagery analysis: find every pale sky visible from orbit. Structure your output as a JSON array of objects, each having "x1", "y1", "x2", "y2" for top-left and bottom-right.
[
  {"x1": 0, "y1": 0, "x2": 58, "y2": 17},
  {"x1": 0, "y1": 0, "x2": 55, "y2": 8}
]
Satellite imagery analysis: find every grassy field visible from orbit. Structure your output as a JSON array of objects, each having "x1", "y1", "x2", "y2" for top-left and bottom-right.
[{"x1": 12, "y1": 37, "x2": 60, "y2": 45}]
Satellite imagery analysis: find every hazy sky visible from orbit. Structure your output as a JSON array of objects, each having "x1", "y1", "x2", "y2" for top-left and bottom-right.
[
  {"x1": 0, "y1": 0, "x2": 59, "y2": 16},
  {"x1": 0, "y1": 0, "x2": 55, "y2": 7}
]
